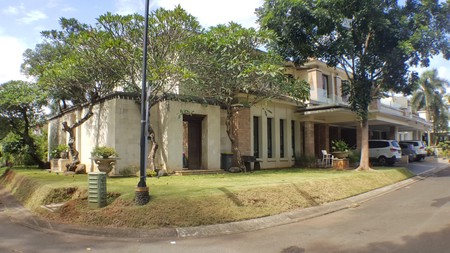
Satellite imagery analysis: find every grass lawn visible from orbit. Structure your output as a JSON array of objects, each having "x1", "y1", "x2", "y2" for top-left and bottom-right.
[{"x1": 0, "y1": 166, "x2": 413, "y2": 229}]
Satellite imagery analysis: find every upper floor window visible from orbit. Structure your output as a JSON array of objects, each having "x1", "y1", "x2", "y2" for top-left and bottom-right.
[{"x1": 322, "y1": 74, "x2": 331, "y2": 98}]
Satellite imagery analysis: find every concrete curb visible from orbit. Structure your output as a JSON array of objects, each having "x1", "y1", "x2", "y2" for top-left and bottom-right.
[{"x1": 2, "y1": 162, "x2": 449, "y2": 240}]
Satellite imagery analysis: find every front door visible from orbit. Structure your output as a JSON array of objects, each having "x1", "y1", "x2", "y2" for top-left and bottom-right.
[{"x1": 183, "y1": 115, "x2": 204, "y2": 170}]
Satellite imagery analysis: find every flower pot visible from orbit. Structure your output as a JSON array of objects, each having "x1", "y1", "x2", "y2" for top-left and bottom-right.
[
  {"x1": 332, "y1": 151, "x2": 349, "y2": 159},
  {"x1": 92, "y1": 158, "x2": 118, "y2": 175}
]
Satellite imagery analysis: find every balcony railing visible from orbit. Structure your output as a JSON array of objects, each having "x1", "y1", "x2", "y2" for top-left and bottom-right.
[{"x1": 309, "y1": 87, "x2": 348, "y2": 105}]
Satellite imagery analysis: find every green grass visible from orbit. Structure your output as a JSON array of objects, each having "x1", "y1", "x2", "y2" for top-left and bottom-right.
[{"x1": 0, "y1": 166, "x2": 413, "y2": 229}]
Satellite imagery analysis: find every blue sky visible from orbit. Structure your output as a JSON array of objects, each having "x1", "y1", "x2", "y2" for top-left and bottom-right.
[{"x1": 0, "y1": 0, "x2": 448, "y2": 84}]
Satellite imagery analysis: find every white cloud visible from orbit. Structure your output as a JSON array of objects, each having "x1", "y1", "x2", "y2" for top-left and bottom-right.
[
  {"x1": 2, "y1": 4, "x2": 25, "y2": 15},
  {"x1": 412, "y1": 56, "x2": 450, "y2": 82},
  {"x1": 18, "y1": 10, "x2": 48, "y2": 24},
  {"x1": 154, "y1": 0, "x2": 263, "y2": 28},
  {"x1": 0, "y1": 36, "x2": 28, "y2": 84},
  {"x1": 437, "y1": 66, "x2": 450, "y2": 82},
  {"x1": 115, "y1": 0, "x2": 144, "y2": 15}
]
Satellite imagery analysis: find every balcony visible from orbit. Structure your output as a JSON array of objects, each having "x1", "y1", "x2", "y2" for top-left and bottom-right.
[{"x1": 309, "y1": 87, "x2": 348, "y2": 105}]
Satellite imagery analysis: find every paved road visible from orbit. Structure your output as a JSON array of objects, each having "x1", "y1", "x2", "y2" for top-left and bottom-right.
[{"x1": 1, "y1": 160, "x2": 449, "y2": 253}]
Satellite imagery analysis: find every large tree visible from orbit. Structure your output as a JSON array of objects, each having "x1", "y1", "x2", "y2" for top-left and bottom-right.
[
  {"x1": 184, "y1": 23, "x2": 310, "y2": 171},
  {"x1": 95, "y1": 7, "x2": 201, "y2": 172},
  {"x1": 411, "y1": 69, "x2": 450, "y2": 144},
  {"x1": 0, "y1": 81, "x2": 48, "y2": 168},
  {"x1": 257, "y1": 0, "x2": 450, "y2": 170},
  {"x1": 22, "y1": 17, "x2": 126, "y2": 171},
  {"x1": 21, "y1": 6, "x2": 201, "y2": 172}
]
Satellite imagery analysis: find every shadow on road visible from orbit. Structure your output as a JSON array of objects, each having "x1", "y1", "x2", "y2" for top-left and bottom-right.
[{"x1": 327, "y1": 224, "x2": 450, "y2": 253}]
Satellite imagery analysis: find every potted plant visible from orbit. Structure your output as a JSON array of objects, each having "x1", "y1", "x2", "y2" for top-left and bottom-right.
[
  {"x1": 91, "y1": 146, "x2": 119, "y2": 175},
  {"x1": 91, "y1": 146, "x2": 118, "y2": 159},
  {"x1": 331, "y1": 139, "x2": 349, "y2": 159},
  {"x1": 51, "y1": 144, "x2": 69, "y2": 159}
]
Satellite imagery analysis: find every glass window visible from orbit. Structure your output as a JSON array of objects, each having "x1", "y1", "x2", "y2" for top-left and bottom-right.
[
  {"x1": 253, "y1": 116, "x2": 260, "y2": 158},
  {"x1": 280, "y1": 119, "x2": 285, "y2": 158},
  {"x1": 291, "y1": 120, "x2": 295, "y2": 157},
  {"x1": 267, "y1": 118, "x2": 273, "y2": 158}
]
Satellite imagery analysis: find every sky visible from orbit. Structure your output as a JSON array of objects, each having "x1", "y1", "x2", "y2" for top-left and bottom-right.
[{"x1": 0, "y1": 0, "x2": 448, "y2": 84}]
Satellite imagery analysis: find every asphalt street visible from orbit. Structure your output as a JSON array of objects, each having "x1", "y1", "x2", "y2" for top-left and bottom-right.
[{"x1": 0, "y1": 159, "x2": 449, "y2": 253}]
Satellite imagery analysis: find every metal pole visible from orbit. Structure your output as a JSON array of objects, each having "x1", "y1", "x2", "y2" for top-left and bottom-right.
[{"x1": 135, "y1": 0, "x2": 150, "y2": 205}]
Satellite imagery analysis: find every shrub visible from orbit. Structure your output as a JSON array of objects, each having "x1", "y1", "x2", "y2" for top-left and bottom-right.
[
  {"x1": 331, "y1": 139, "x2": 349, "y2": 152},
  {"x1": 50, "y1": 144, "x2": 69, "y2": 159},
  {"x1": 91, "y1": 146, "x2": 118, "y2": 158}
]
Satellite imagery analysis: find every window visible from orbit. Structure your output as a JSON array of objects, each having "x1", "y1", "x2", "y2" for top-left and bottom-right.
[
  {"x1": 291, "y1": 120, "x2": 295, "y2": 157},
  {"x1": 253, "y1": 116, "x2": 260, "y2": 158},
  {"x1": 280, "y1": 119, "x2": 285, "y2": 158},
  {"x1": 323, "y1": 74, "x2": 331, "y2": 98},
  {"x1": 267, "y1": 118, "x2": 273, "y2": 158}
]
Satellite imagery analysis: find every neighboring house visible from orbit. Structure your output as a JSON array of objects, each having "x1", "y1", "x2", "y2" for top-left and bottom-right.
[{"x1": 48, "y1": 59, "x2": 431, "y2": 174}]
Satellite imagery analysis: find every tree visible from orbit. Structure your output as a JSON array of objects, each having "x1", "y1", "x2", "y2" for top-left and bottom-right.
[
  {"x1": 22, "y1": 17, "x2": 129, "y2": 171},
  {"x1": 95, "y1": 7, "x2": 201, "y2": 172},
  {"x1": 0, "y1": 81, "x2": 48, "y2": 168},
  {"x1": 21, "y1": 6, "x2": 202, "y2": 172},
  {"x1": 411, "y1": 69, "x2": 450, "y2": 144},
  {"x1": 184, "y1": 23, "x2": 310, "y2": 171},
  {"x1": 257, "y1": 0, "x2": 450, "y2": 170}
]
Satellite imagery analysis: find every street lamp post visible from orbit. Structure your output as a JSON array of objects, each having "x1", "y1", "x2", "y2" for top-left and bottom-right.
[{"x1": 135, "y1": 0, "x2": 150, "y2": 205}]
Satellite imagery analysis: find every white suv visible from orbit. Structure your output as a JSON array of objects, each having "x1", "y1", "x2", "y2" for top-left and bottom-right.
[
  {"x1": 399, "y1": 140, "x2": 427, "y2": 161},
  {"x1": 369, "y1": 140, "x2": 402, "y2": 166}
]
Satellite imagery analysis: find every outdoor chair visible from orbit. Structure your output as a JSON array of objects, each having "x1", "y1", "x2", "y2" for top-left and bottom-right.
[{"x1": 321, "y1": 150, "x2": 333, "y2": 168}]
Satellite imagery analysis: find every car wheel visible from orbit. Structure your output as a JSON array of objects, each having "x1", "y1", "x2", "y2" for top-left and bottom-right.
[{"x1": 378, "y1": 156, "x2": 387, "y2": 166}]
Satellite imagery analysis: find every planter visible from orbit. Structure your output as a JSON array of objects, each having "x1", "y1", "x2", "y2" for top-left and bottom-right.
[
  {"x1": 92, "y1": 158, "x2": 119, "y2": 175},
  {"x1": 332, "y1": 151, "x2": 349, "y2": 159}
]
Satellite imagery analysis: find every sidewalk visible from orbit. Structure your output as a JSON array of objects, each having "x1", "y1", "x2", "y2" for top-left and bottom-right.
[{"x1": 1, "y1": 160, "x2": 449, "y2": 240}]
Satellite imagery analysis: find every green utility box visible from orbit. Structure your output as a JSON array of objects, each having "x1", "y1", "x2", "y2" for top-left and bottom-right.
[{"x1": 88, "y1": 172, "x2": 107, "y2": 208}]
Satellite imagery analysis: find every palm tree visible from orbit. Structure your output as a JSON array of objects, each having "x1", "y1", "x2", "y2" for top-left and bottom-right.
[{"x1": 411, "y1": 69, "x2": 450, "y2": 145}]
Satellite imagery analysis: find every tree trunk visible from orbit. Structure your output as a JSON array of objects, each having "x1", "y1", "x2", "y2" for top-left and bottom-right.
[
  {"x1": 22, "y1": 134, "x2": 47, "y2": 169},
  {"x1": 225, "y1": 108, "x2": 244, "y2": 171},
  {"x1": 62, "y1": 122, "x2": 80, "y2": 171},
  {"x1": 61, "y1": 97, "x2": 96, "y2": 171},
  {"x1": 355, "y1": 119, "x2": 373, "y2": 171},
  {"x1": 18, "y1": 109, "x2": 47, "y2": 169},
  {"x1": 146, "y1": 125, "x2": 159, "y2": 172}
]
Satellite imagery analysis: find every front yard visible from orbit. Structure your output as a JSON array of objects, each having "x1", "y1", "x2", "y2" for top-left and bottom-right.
[{"x1": 0, "y1": 166, "x2": 412, "y2": 229}]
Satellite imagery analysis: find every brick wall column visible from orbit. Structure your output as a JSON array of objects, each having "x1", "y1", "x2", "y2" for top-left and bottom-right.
[
  {"x1": 389, "y1": 126, "x2": 398, "y2": 140},
  {"x1": 304, "y1": 121, "x2": 315, "y2": 157}
]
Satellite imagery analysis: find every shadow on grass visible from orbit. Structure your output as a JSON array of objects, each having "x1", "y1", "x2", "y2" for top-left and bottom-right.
[
  {"x1": 218, "y1": 187, "x2": 244, "y2": 207},
  {"x1": 291, "y1": 183, "x2": 319, "y2": 206}
]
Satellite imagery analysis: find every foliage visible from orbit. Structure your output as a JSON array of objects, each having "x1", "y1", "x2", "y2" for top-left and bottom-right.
[
  {"x1": 348, "y1": 149, "x2": 361, "y2": 164},
  {"x1": 91, "y1": 146, "x2": 118, "y2": 158},
  {"x1": 257, "y1": 0, "x2": 449, "y2": 170},
  {"x1": 0, "y1": 81, "x2": 48, "y2": 168},
  {"x1": 21, "y1": 6, "x2": 201, "y2": 172},
  {"x1": 411, "y1": 69, "x2": 450, "y2": 145},
  {"x1": 184, "y1": 22, "x2": 310, "y2": 170},
  {"x1": 50, "y1": 144, "x2": 69, "y2": 159},
  {"x1": 331, "y1": 140, "x2": 349, "y2": 152},
  {"x1": 295, "y1": 155, "x2": 317, "y2": 168}
]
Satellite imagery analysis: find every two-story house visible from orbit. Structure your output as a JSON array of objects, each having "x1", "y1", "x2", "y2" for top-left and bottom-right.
[{"x1": 48, "y1": 59, "x2": 430, "y2": 174}]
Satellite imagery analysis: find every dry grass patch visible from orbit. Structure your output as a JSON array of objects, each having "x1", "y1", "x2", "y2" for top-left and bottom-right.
[{"x1": 1, "y1": 167, "x2": 413, "y2": 228}]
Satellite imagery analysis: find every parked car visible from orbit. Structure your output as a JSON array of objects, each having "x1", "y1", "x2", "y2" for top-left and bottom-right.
[
  {"x1": 399, "y1": 140, "x2": 427, "y2": 161},
  {"x1": 369, "y1": 139, "x2": 402, "y2": 166},
  {"x1": 399, "y1": 142, "x2": 417, "y2": 162}
]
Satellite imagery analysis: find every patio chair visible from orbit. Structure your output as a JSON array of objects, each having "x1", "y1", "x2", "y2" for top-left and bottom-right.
[{"x1": 321, "y1": 150, "x2": 334, "y2": 168}]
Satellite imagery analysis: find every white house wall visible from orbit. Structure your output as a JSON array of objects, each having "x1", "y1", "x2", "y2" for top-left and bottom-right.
[
  {"x1": 151, "y1": 100, "x2": 221, "y2": 172},
  {"x1": 251, "y1": 100, "x2": 300, "y2": 168}
]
